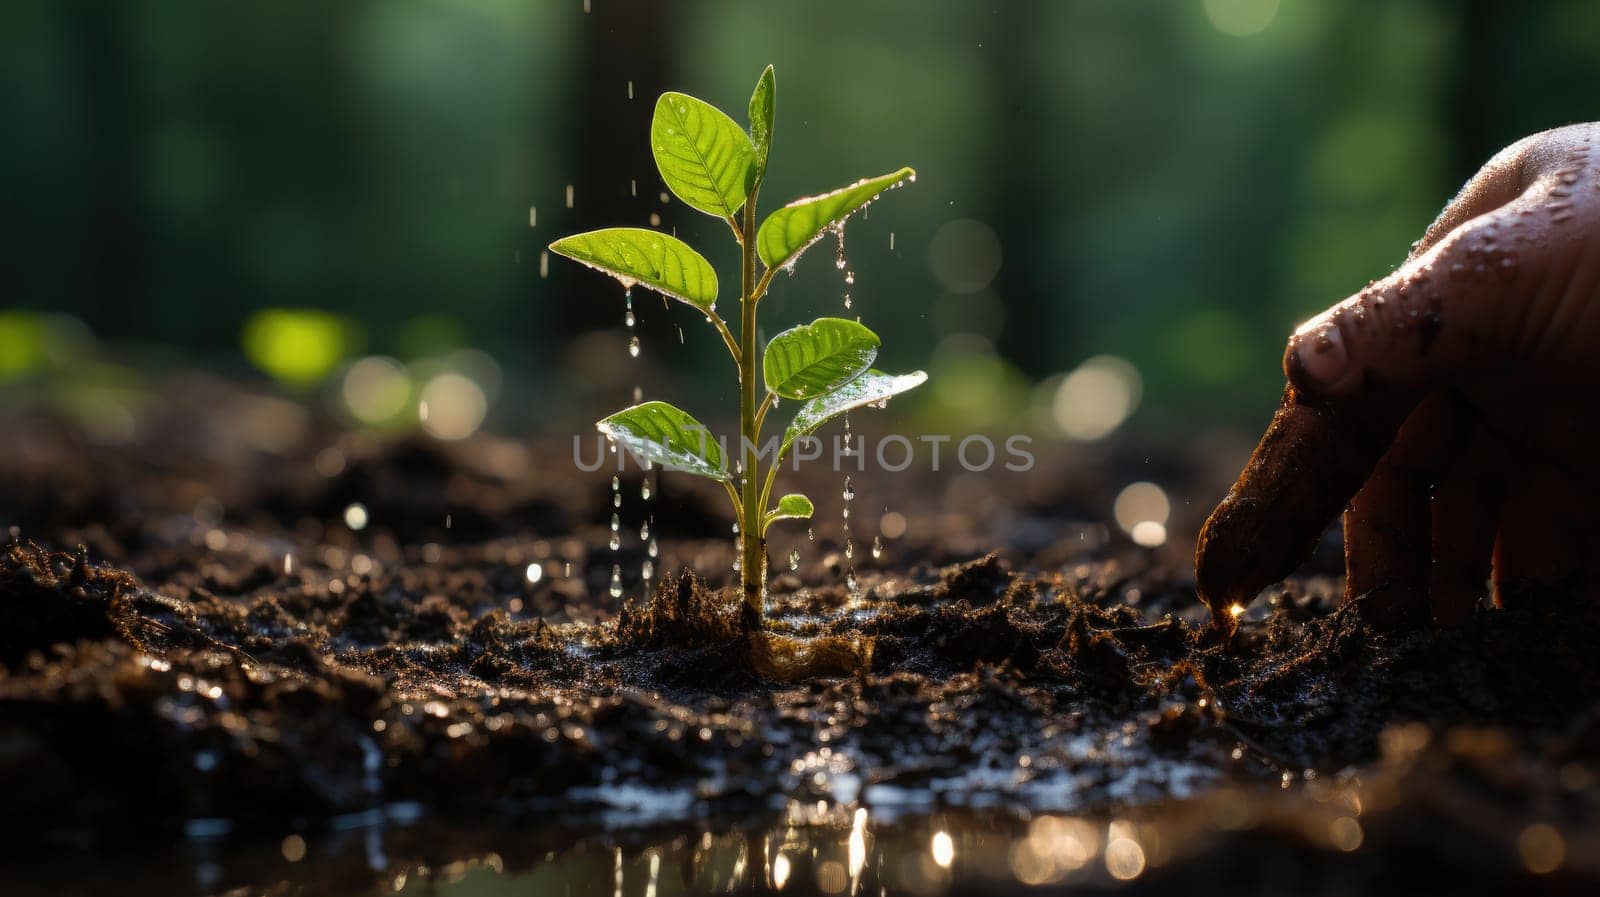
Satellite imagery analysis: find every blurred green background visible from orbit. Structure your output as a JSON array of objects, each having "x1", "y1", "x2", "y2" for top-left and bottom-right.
[{"x1": 4, "y1": 0, "x2": 1599, "y2": 439}]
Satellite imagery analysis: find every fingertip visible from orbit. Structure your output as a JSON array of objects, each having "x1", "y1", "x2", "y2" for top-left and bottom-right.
[{"x1": 1284, "y1": 315, "x2": 1354, "y2": 400}]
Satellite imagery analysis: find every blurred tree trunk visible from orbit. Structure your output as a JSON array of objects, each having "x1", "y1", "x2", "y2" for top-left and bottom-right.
[
  {"x1": 1446, "y1": 0, "x2": 1500, "y2": 180},
  {"x1": 556, "y1": 0, "x2": 680, "y2": 339},
  {"x1": 991, "y1": 0, "x2": 1051, "y2": 377},
  {"x1": 73, "y1": 0, "x2": 145, "y2": 339}
]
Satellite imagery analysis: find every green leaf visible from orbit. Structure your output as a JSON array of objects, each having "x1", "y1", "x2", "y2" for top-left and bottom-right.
[
  {"x1": 764, "y1": 493, "x2": 814, "y2": 530},
  {"x1": 748, "y1": 65, "x2": 775, "y2": 181},
  {"x1": 596, "y1": 401, "x2": 728, "y2": 481},
  {"x1": 651, "y1": 92, "x2": 757, "y2": 218},
  {"x1": 548, "y1": 228, "x2": 718, "y2": 312},
  {"x1": 763, "y1": 317, "x2": 880, "y2": 401},
  {"x1": 781, "y1": 369, "x2": 928, "y2": 457},
  {"x1": 756, "y1": 167, "x2": 915, "y2": 270}
]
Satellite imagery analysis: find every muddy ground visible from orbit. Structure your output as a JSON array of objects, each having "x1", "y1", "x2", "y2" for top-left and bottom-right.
[{"x1": 1, "y1": 376, "x2": 1598, "y2": 895}]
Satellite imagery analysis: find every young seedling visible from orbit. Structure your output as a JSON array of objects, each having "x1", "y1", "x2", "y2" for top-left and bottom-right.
[{"x1": 551, "y1": 66, "x2": 924, "y2": 628}]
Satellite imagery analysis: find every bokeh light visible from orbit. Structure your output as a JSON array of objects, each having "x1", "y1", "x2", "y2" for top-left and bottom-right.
[
  {"x1": 1203, "y1": 0, "x2": 1280, "y2": 36},
  {"x1": 1114, "y1": 481, "x2": 1171, "y2": 547},
  {"x1": 928, "y1": 219, "x2": 1003, "y2": 293},
  {"x1": 243, "y1": 309, "x2": 356, "y2": 388},
  {"x1": 419, "y1": 372, "x2": 488, "y2": 440},
  {"x1": 1052, "y1": 355, "x2": 1142, "y2": 442},
  {"x1": 341, "y1": 356, "x2": 412, "y2": 424}
]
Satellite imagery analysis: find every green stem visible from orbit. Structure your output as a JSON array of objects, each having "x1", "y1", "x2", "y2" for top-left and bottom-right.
[{"x1": 738, "y1": 190, "x2": 765, "y2": 622}]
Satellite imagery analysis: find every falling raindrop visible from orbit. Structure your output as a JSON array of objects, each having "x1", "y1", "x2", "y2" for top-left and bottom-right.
[
  {"x1": 647, "y1": 538, "x2": 658, "y2": 558},
  {"x1": 609, "y1": 564, "x2": 623, "y2": 598},
  {"x1": 628, "y1": 336, "x2": 640, "y2": 358},
  {"x1": 624, "y1": 289, "x2": 635, "y2": 327},
  {"x1": 639, "y1": 519, "x2": 651, "y2": 541},
  {"x1": 842, "y1": 480, "x2": 856, "y2": 501},
  {"x1": 789, "y1": 548, "x2": 801, "y2": 571},
  {"x1": 565, "y1": 184, "x2": 575, "y2": 208},
  {"x1": 641, "y1": 559, "x2": 654, "y2": 582},
  {"x1": 626, "y1": 80, "x2": 634, "y2": 100},
  {"x1": 807, "y1": 527, "x2": 814, "y2": 541},
  {"x1": 640, "y1": 480, "x2": 652, "y2": 500},
  {"x1": 871, "y1": 535, "x2": 883, "y2": 560},
  {"x1": 528, "y1": 206, "x2": 538, "y2": 227},
  {"x1": 539, "y1": 252, "x2": 550, "y2": 278}
]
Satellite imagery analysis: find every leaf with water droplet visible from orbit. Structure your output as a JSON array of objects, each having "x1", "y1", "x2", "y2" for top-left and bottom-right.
[
  {"x1": 781, "y1": 369, "x2": 928, "y2": 458},
  {"x1": 756, "y1": 167, "x2": 915, "y2": 270},
  {"x1": 762, "y1": 317, "x2": 879, "y2": 401},
  {"x1": 651, "y1": 92, "x2": 756, "y2": 218},
  {"x1": 748, "y1": 65, "x2": 776, "y2": 184},
  {"x1": 549, "y1": 228, "x2": 717, "y2": 311},
  {"x1": 763, "y1": 493, "x2": 814, "y2": 532},
  {"x1": 596, "y1": 401, "x2": 728, "y2": 481}
]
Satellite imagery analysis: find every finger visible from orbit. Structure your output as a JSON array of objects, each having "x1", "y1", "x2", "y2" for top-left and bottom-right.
[
  {"x1": 1492, "y1": 464, "x2": 1599, "y2": 608},
  {"x1": 1427, "y1": 422, "x2": 1507, "y2": 626},
  {"x1": 1408, "y1": 136, "x2": 1531, "y2": 259},
  {"x1": 1286, "y1": 124, "x2": 1600, "y2": 400},
  {"x1": 1342, "y1": 393, "x2": 1465, "y2": 627},
  {"x1": 1194, "y1": 384, "x2": 1411, "y2": 622}
]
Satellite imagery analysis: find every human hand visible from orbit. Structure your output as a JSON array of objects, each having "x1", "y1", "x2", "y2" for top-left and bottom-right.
[{"x1": 1196, "y1": 123, "x2": 1600, "y2": 630}]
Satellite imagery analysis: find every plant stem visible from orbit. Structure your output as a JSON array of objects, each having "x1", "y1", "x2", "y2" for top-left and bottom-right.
[{"x1": 738, "y1": 192, "x2": 765, "y2": 624}]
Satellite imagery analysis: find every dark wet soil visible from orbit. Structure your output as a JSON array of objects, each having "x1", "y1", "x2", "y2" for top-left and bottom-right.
[{"x1": 1, "y1": 378, "x2": 1598, "y2": 895}]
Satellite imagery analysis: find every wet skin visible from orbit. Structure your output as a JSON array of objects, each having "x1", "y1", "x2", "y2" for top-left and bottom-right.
[{"x1": 1197, "y1": 123, "x2": 1600, "y2": 630}]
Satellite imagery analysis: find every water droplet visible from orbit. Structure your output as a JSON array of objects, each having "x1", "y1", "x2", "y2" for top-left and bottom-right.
[
  {"x1": 845, "y1": 539, "x2": 854, "y2": 560},
  {"x1": 842, "y1": 480, "x2": 855, "y2": 501},
  {"x1": 609, "y1": 533, "x2": 621, "y2": 551},
  {"x1": 640, "y1": 520, "x2": 650, "y2": 541},
  {"x1": 641, "y1": 559, "x2": 654, "y2": 582},
  {"x1": 609, "y1": 565, "x2": 623, "y2": 598},
  {"x1": 640, "y1": 481, "x2": 652, "y2": 500},
  {"x1": 846, "y1": 569, "x2": 858, "y2": 592},
  {"x1": 613, "y1": 492, "x2": 622, "y2": 508},
  {"x1": 648, "y1": 538, "x2": 658, "y2": 558},
  {"x1": 612, "y1": 475, "x2": 620, "y2": 491},
  {"x1": 731, "y1": 521, "x2": 740, "y2": 534},
  {"x1": 807, "y1": 528, "x2": 815, "y2": 541},
  {"x1": 611, "y1": 513, "x2": 620, "y2": 532},
  {"x1": 789, "y1": 548, "x2": 801, "y2": 571},
  {"x1": 871, "y1": 536, "x2": 883, "y2": 560},
  {"x1": 565, "y1": 184, "x2": 575, "y2": 208},
  {"x1": 628, "y1": 336, "x2": 640, "y2": 358},
  {"x1": 625, "y1": 310, "x2": 635, "y2": 327},
  {"x1": 844, "y1": 270, "x2": 855, "y2": 285}
]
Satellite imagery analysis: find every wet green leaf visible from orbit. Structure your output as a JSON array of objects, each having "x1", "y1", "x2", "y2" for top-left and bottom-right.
[
  {"x1": 764, "y1": 493, "x2": 814, "y2": 529},
  {"x1": 549, "y1": 228, "x2": 718, "y2": 312},
  {"x1": 762, "y1": 317, "x2": 879, "y2": 401},
  {"x1": 651, "y1": 92, "x2": 756, "y2": 219},
  {"x1": 781, "y1": 369, "x2": 928, "y2": 457},
  {"x1": 597, "y1": 401, "x2": 728, "y2": 481},
  {"x1": 756, "y1": 167, "x2": 915, "y2": 270},
  {"x1": 748, "y1": 66, "x2": 775, "y2": 182}
]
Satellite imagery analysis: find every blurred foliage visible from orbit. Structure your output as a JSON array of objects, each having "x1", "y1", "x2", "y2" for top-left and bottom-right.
[{"x1": 4, "y1": 0, "x2": 1599, "y2": 429}]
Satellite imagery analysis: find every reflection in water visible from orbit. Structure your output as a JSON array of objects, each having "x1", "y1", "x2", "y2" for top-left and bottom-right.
[{"x1": 12, "y1": 772, "x2": 1586, "y2": 897}]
